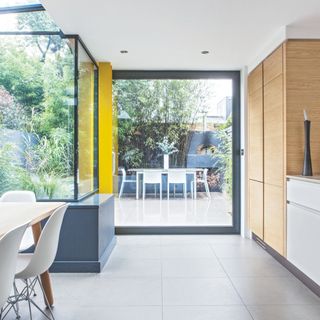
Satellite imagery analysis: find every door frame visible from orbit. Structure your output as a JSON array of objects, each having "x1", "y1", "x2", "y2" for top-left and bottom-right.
[{"x1": 113, "y1": 70, "x2": 241, "y2": 234}]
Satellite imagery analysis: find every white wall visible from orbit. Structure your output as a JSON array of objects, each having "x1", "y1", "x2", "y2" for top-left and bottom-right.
[{"x1": 240, "y1": 66, "x2": 250, "y2": 238}]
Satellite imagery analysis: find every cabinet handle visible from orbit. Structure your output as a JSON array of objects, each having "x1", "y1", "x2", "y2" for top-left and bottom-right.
[{"x1": 288, "y1": 201, "x2": 320, "y2": 217}]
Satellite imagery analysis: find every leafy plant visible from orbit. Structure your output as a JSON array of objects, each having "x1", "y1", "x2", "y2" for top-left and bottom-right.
[
  {"x1": 156, "y1": 136, "x2": 178, "y2": 155},
  {"x1": 113, "y1": 79, "x2": 213, "y2": 168},
  {"x1": 0, "y1": 143, "x2": 21, "y2": 194},
  {"x1": 123, "y1": 148, "x2": 143, "y2": 169},
  {"x1": 210, "y1": 116, "x2": 232, "y2": 197}
]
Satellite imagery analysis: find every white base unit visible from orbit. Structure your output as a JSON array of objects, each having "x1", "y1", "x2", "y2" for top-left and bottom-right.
[{"x1": 287, "y1": 202, "x2": 320, "y2": 285}]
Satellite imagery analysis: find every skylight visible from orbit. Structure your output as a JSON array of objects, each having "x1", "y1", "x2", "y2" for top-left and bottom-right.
[{"x1": 0, "y1": 0, "x2": 41, "y2": 8}]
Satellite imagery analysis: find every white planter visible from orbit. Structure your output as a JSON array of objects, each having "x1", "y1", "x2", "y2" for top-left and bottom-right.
[{"x1": 163, "y1": 154, "x2": 169, "y2": 169}]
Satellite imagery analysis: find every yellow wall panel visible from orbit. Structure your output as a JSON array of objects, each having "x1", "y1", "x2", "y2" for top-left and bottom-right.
[{"x1": 98, "y1": 62, "x2": 114, "y2": 193}]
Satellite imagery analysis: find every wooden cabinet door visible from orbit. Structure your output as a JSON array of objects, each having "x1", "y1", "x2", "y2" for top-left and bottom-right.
[
  {"x1": 264, "y1": 45, "x2": 283, "y2": 85},
  {"x1": 249, "y1": 180, "x2": 264, "y2": 239},
  {"x1": 248, "y1": 87, "x2": 263, "y2": 181},
  {"x1": 264, "y1": 74, "x2": 284, "y2": 187},
  {"x1": 264, "y1": 183, "x2": 284, "y2": 255},
  {"x1": 248, "y1": 64, "x2": 263, "y2": 95}
]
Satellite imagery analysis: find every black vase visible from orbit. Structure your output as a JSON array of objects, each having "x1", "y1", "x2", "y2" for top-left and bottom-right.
[{"x1": 302, "y1": 120, "x2": 313, "y2": 176}]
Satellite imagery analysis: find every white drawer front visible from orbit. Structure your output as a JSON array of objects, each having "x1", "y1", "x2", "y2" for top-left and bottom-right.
[
  {"x1": 287, "y1": 179, "x2": 320, "y2": 213},
  {"x1": 287, "y1": 203, "x2": 320, "y2": 285}
]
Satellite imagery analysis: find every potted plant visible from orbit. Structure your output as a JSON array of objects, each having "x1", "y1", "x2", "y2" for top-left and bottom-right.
[{"x1": 157, "y1": 137, "x2": 178, "y2": 169}]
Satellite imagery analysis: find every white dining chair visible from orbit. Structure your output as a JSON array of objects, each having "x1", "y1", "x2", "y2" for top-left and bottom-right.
[
  {"x1": 0, "y1": 191, "x2": 36, "y2": 251},
  {"x1": 143, "y1": 171, "x2": 162, "y2": 200},
  {"x1": 13, "y1": 204, "x2": 68, "y2": 320},
  {"x1": 0, "y1": 223, "x2": 28, "y2": 320},
  {"x1": 167, "y1": 170, "x2": 187, "y2": 199},
  {"x1": 191, "y1": 169, "x2": 211, "y2": 199},
  {"x1": 119, "y1": 168, "x2": 136, "y2": 198}
]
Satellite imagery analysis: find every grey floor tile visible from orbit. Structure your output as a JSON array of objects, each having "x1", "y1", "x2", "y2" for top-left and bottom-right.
[
  {"x1": 161, "y1": 244, "x2": 215, "y2": 259},
  {"x1": 162, "y1": 258, "x2": 227, "y2": 278},
  {"x1": 54, "y1": 277, "x2": 162, "y2": 306},
  {"x1": 211, "y1": 242, "x2": 270, "y2": 259},
  {"x1": 116, "y1": 235, "x2": 161, "y2": 246},
  {"x1": 247, "y1": 305, "x2": 320, "y2": 320},
  {"x1": 7, "y1": 305, "x2": 162, "y2": 320},
  {"x1": 101, "y1": 257, "x2": 162, "y2": 278},
  {"x1": 12, "y1": 235, "x2": 320, "y2": 320},
  {"x1": 220, "y1": 258, "x2": 292, "y2": 278},
  {"x1": 160, "y1": 235, "x2": 215, "y2": 245},
  {"x1": 110, "y1": 244, "x2": 161, "y2": 260},
  {"x1": 207, "y1": 235, "x2": 252, "y2": 245},
  {"x1": 163, "y1": 278, "x2": 243, "y2": 306},
  {"x1": 163, "y1": 306, "x2": 253, "y2": 320},
  {"x1": 231, "y1": 277, "x2": 320, "y2": 305}
]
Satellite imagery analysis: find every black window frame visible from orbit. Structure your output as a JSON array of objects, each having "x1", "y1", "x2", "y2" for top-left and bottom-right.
[
  {"x1": 0, "y1": 3, "x2": 44, "y2": 15},
  {"x1": 113, "y1": 70, "x2": 241, "y2": 234}
]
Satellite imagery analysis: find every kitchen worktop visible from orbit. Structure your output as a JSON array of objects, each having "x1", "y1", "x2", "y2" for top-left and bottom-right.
[{"x1": 287, "y1": 175, "x2": 320, "y2": 184}]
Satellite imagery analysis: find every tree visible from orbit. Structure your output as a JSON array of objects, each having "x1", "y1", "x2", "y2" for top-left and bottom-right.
[
  {"x1": 113, "y1": 79, "x2": 213, "y2": 168},
  {"x1": 17, "y1": 11, "x2": 62, "y2": 61},
  {"x1": 0, "y1": 12, "x2": 76, "y2": 199},
  {"x1": 0, "y1": 42, "x2": 44, "y2": 114},
  {"x1": 0, "y1": 86, "x2": 27, "y2": 130}
]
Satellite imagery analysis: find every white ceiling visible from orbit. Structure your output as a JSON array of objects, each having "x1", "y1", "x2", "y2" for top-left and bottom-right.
[{"x1": 41, "y1": 0, "x2": 320, "y2": 70}]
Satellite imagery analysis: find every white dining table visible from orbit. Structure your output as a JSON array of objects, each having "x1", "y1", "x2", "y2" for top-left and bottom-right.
[
  {"x1": 128, "y1": 168, "x2": 204, "y2": 200},
  {"x1": 0, "y1": 201, "x2": 65, "y2": 307}
]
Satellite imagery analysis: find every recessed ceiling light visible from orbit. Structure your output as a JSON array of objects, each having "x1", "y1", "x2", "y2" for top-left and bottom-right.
[
  {"x1": 201, "y1": 50, "x2": 210, "y2": 55},
  {"x1": 120, "y1": 50, "x2": 128, "y2": 54}
]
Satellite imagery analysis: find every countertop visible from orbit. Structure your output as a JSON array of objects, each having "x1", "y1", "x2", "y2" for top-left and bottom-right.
[
  {"x1": 69, "y1": 193, "x2": 114, "y2": 207},
  {"x1": 287, "y1": 175, "x2": 320, "y2": 184}
]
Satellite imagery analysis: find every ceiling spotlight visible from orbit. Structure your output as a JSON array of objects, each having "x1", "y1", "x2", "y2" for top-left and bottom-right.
[
  {"x1": 120, "y1": 50, "x2": 128, "y2": 54},
  {"x1": 201, "y1": 50, "x2": 210, "y2": 55}
]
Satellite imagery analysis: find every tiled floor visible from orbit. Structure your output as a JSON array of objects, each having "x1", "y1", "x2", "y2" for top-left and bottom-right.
[
  {"x1": 115, "y1": 192, "x2": 232, "y2": 226},
  {"x1": 7, "y1": 235, "x2": 320, "y2": 320}
]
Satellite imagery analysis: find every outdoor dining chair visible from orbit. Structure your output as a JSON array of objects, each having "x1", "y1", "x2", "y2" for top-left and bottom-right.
[
  {"x1": 119, "y1": 168, "x2": 136, "y2": 198},
  {"x1": 143, "y1": 171, "x2": 163, "y2": 200},
  {"x1": 191, "y1": 168, "x2": 211, "y2": 199},
  {"x1": 167, "y1": 170, "x2": 187, "y2": 199}
]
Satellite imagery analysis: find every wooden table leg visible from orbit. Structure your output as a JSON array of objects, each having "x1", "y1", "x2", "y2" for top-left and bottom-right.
[{"x1": 32, "y1": 222, "x2": 54, "y2": 306}]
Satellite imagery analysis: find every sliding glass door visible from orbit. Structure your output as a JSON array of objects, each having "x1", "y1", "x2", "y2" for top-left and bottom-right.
[{"x1": 113, "y1": 71, "x2": 240, "y2": 233}]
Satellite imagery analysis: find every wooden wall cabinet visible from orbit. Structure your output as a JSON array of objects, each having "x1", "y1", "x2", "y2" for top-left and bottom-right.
[
  {"x1": 248, "y1": 64, "x2": 264, "y2": 182},
  {"x1": 249, "y1": 180, "x2": 264, "y2": 239},
  {"x1": 264, "y1": 184, "x2": 284, "y2": 254},
  {"x1": 247, "y1": 40, "x2": 320, "y2": 256}
]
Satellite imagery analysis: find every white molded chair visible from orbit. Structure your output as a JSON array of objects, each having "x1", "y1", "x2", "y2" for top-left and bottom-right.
[
  {"x1": 0, "y1": 223, "x2": 28, "y2": 320},
  {"x1": 167, "y1": 170, "x2": 187, "y2": 199},
  {"x1": 143, "y1": 171, "x2": 162, "y2": 200},
  {"x1": 191, "y1": 169, "x2": 211, "y2": 199},
  {"x1": 13, "y1": 204, "x2": 68, "y2": 320},
  {"x1": 0, "y1": 191, "x2": 36, "y2": 251},
  {"x1": 119, "y1": 168, "x2": 136, "y2": 198}
]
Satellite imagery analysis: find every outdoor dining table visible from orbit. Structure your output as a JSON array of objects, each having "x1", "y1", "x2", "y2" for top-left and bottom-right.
[
  {"x1": 0, "y1": 201, "x2": 65, "y2": 307},
  {"x1": 129, "y1": 168, "x2": 204, "y2": 200}
]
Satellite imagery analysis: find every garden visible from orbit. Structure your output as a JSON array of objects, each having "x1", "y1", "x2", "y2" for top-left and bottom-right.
[
  {"x1": 113, "y1": 78, "x2": 233, "y2": 197},
  {"x1": 0, "y1": 12, "x2": 75, "y2": 199}
]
